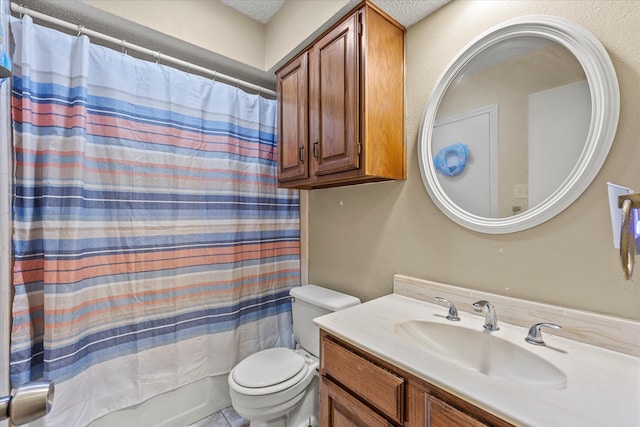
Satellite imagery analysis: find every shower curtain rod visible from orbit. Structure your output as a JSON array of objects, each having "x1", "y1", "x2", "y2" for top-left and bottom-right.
[{"x1": 9, "y1": 3, "x2": 277, "y2": 97}]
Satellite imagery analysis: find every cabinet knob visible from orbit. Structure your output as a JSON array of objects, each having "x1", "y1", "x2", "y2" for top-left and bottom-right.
[
  {"x1": 313, "y1": 141, "x2": 319, "y2": 159},
  {"x1": 299, "y1": 145, "x2": 305, "y2": 163}
]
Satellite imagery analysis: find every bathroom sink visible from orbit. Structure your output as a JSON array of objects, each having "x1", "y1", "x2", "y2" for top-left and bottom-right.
[{"x1": 394, "y1": 320, "x2": 566, "y2": 389}]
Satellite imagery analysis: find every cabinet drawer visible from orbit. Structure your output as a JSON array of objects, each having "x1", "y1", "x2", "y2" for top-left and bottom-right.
[
  {"x1": 321, "y1": 337, "x2": 404, "y2": 424},
  {"x1": 426, "y1": 395, "x2": 489, "y2": 427}
]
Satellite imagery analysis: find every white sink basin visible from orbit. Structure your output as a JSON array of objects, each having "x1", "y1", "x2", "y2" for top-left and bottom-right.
[{"x1": 394, "y1": 320, "x2": 567, "y2": 389}]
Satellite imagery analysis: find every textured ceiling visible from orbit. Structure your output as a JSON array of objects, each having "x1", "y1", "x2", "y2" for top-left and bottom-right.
[
  {"x1": 219, "y1": 0, "x2": 450, "y2": 28},
  {"x1": 219, "y1": 0, "x2": 285, "y2": 24}
]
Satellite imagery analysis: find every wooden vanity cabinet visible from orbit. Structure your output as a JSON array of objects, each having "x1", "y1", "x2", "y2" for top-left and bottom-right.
[
  {"x1": 319, "y1": 330, "x2": 514, "y2": 427},
  {"x1": 276, "y1": 1, "x2": 405, "y2": 189}
]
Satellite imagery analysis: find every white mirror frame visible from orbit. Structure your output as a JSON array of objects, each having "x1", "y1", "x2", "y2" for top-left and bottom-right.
[{"x1": 418, "y1": 15, "x2": 619, "y2": 234}]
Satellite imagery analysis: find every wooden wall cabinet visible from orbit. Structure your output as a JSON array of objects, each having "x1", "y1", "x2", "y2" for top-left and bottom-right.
[
  {"x1": 319, "y1": 330, "x2": 515, "y2": 427},
  {"x1": 276, "y1": 1, "x2": 405, "y2": 189}
]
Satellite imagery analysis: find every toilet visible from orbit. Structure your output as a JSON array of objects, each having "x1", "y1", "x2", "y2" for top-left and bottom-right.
[{"x1": 228, "y1": 285, "x2": 360, "y2": 427}]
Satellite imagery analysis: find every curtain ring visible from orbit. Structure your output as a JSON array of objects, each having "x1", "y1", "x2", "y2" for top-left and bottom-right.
[
  {"x1": 76, "y1": 25, "x2": 84, "y2": 37},
  {"x1": 212, "y1": 70, "x2": 217, "y2": 83},
  {"x1": 121, "y1": 39, "x2": 127, "y2": 55},
  {"x1": 154, "y1": 51, "x2": 160, "y2": 65},
  {"x1": 187, "y1": 62, "x2": 191, "y2": 75},
  {"x1": 236, "y1": 77, "x2": 240, "y2": 88},
  {"x1": 620, "y1": 198, "x2": 635, "y2": 279}
]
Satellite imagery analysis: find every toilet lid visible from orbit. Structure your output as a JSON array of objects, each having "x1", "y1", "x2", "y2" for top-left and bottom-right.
[{"x1": 232, "y1": 348, "x2": 306, "y2": 388}]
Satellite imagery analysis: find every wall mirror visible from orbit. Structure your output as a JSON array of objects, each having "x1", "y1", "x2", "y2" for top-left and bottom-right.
[{"x1": 418, "y1": 15, "x2": 619, "y2": 234}]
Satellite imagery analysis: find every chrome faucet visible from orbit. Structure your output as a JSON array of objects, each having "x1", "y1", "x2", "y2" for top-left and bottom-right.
[
  {"x1": 472, "y1": 300, "x2": 499, "y2": 331},
  {"x1": 435, "y1": 297, "x2": 460, "y2": 321},
  {"x1": 525, "y1": 322, "x2": 561, "y2": 346}
]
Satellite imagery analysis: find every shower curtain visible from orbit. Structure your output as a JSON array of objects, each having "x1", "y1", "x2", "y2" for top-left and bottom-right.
[{"x1": 8, "y1": 16, "x2": 299, "y2": 427}]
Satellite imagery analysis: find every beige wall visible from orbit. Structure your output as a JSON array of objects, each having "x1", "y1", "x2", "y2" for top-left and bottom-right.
[
  {"x1": 87, "y1": 0, "x2": 355, "y2": 73},
  {"x1": 83, "y1": 0, "x2": 640, "y2": 320},
  {"x1": 265, "y1": 0, "x2": 351, "y2": 71},
  {"x1": 86, "y1": 0, "x2": 266, "y2": 71},
  {"x1": 308, "y1": 0, "x2": 640, "y2": 320}
]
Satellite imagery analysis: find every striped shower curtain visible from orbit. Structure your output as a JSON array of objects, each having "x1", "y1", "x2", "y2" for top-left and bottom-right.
[{"x1": 8, "y1": 16, "x2": 299, "y2": 427}]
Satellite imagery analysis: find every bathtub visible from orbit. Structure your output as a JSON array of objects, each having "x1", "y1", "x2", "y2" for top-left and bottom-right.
[{"x1": 88, "y1": 375, "x2": 230, "y2": 427}]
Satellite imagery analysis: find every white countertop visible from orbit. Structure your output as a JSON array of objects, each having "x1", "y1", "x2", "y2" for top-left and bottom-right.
[{"x1": 314, "y1": 294, "x2": 640, "y2": 427}]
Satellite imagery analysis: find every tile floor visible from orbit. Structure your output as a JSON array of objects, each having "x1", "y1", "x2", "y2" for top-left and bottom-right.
[{"x1": 187, "y1": 406, "x2": 249, "y2": 427}]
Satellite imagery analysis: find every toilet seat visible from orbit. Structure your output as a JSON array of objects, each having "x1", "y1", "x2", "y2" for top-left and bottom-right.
[{"x1": 230, "y1": 348, "x2": 310, "y2": 396}]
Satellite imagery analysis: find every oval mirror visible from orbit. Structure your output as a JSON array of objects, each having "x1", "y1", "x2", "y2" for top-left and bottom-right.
[{"x1": 418, "y1": 15, "x2": 619, "y2": 234}]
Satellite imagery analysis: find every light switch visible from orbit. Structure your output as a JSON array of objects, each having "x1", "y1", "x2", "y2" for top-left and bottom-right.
[{"x1": 514, "y1": 184, "x2": 528, "y2": 199}]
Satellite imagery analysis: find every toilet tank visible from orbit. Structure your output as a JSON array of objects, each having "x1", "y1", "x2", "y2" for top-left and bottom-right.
[{"x1": 289, "y1": 285, "x2": 360, "y2": 357}]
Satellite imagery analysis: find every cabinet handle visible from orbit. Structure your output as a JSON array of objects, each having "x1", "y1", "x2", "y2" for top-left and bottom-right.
[
  {"x1": 313, "y1": 141, "x2": 319, "y2": 159},
  {"x1": 299, "y1": 145, "x2": 305, "y2": 163}
]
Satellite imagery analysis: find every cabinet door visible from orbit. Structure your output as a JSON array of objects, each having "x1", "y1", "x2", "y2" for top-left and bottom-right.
[
  {"x1": 321, "y1": 337, "x2": 404, "y2": 423},
  {"x1": 426, "y1": 394, "x2": 489, "y2": 427},
  {"x1": 320, "y1": 376, "x2": 391, "y2": 427},
  {"x1": 309, "y1": 11, "x2": 360, "y2": 177},
  {"x1": 277, "y1": 52, "x2": 308, "y2": 182}
]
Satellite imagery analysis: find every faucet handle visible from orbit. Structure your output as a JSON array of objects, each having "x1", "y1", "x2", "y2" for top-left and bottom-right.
[
  {"x1": 472, "y1": 300, "x2": 490, "y2": 310},
  {"x1": 435, "y1": 297, "x2": 460, "y2": 321},
  {"x1": 525, "y1": 322, "x2": 561, "y2": 346}
]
